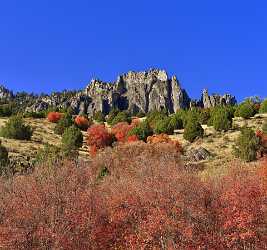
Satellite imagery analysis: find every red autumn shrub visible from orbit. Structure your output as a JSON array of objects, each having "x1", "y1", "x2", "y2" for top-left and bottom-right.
[
  {"x1": 111, "y1": 121, "x2": 138, "y2": 143},
  {"x1": 0, "y1": 161, "x2": 100, "y2": 249},
  {"x1": 0, "y1": 143, "x2": 266, "y2": 249},
  {"x1": 74, "y1": 115, "x2": 91, "y2": 131},
  {"x1": 256, "y1": 130, "x2": 267, "y2": 157},
  {"x1": 147, "y1": 133, "x2": 182, "y2": 153},
  {"x1": 212, "y1": 165, "x2": 267, "y2": 249},
  {"x1": 256, "y1": 129, "x2": 263, "y2": 137},
  {"x1": 126, "y1": 134, "x2": 139, "y2": 143},
  {"x1": 47, "y1": 112, "x2": 63, "y2": 123},
  {"x1": 258, "y1": 158, "x2": 267, "y2": 193},
  {"x1": 87, "y1": 124, "x2": 113, "y2": 155},
  {"x1": 89, "y1": 142, "x2": 216, "y2": 249}
]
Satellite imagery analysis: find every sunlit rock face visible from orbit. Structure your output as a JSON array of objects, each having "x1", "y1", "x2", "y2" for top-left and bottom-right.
[
  {"x1": 201, "y1": 89, "x2": 237, "y2": 108},
  {"x1": 84, "y1": 69, "x2": 191, "y2": 116},
  {"x1": 0, "y1": 70, "x2": 237, "y2": 115},
  {"x1": 0, "y1": 85, "x2": 14, "y2": 100}
]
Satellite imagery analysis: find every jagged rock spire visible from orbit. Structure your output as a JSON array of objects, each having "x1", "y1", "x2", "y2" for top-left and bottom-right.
[{"x1": 0, "y1": 70, "x2": 237, "y2": 115}]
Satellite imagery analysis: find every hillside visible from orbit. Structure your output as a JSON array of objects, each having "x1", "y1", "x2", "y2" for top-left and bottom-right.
[
  {"x1": 0, "y1": 77, "x2": 266, "y2": 249},
  {"x1": 1, "y1": 113, "x2": 266, "y2": 175},
  {"x1": 0, "y1": 117, "x2": 90, "y2": 169}
]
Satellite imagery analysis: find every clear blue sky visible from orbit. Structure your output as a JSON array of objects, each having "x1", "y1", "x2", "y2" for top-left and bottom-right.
[{"x1": 0, "y1": 1, "x2": 267, "y2": 101}]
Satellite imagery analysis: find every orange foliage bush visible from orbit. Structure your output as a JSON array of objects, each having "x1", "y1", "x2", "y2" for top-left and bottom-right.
[
  {"x1": 111, "y1": 121, "x2": 138, "y2": 143},
  {"x1": 126, "y1": 134, "x2": 139, "y2": 143},
  {"x1": 75, "y1": 115, "x2": 91, "y2": 131},
  {"x1": 87, "y1": 124, "x2": 113, "y2": 156},
  {"x1": 0, "y1": 143, "x2": 266, "y2": 249},
  {"x1": 47, "y1": 112, "x2": 63, "y2": 123},
  {"x1": 147, "y1": 133, "x2": 182, "y2": 153}
]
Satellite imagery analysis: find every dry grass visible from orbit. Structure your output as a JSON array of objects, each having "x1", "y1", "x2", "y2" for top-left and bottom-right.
[
  {"x1": 0, "y1": 118, "x2": 89, "y2": 161},
  {"x1": 1, "y1": 113, "x2": 267, "y2": 172},
  {"x1": 170, "y1": 114, "x2": 267, "y2": 171}
]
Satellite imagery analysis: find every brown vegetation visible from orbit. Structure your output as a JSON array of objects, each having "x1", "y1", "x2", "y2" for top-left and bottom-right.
[
  {"x1": 0, "y1": 142, "x2": 266, "y2": 249},
  {"x1": 147, "y1": 133, "x2": 182, "y2": 153}
]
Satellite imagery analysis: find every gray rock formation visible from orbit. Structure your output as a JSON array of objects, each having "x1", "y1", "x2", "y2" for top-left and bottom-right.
[
  {"x1": 83, "y1": 69, "x2": 191, "y2": 116},
  {"x1": 170, "y1": 76, "x2": 191, "y2": 112},
  {"x1": 201, "y1": 89, "x2": 236, "y2": 108},
  {"x1": 0, "y1": 85, "x2": 14, "y2": 100},
  {"x1": 85, "y1": 79, "x2": 114, "y2": 115},
  {"x1": 0, "y1": 69, "x2": 237, "y2": 116}
]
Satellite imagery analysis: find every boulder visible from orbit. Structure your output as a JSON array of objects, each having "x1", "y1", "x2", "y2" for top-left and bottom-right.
[{"x1": 185, "y1": 147, "x2": 211, "y2": 162}]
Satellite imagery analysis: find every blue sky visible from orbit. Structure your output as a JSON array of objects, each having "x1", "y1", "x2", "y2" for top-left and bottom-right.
[{"x1": 0, "y1": 1, "x2": 267, "y2": 101}]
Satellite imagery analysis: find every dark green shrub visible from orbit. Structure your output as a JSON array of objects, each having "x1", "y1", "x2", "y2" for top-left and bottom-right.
[
  {"x1": 259, "y1": 99, "x2": 267, "y2": 113},
  {"x1": 106, "y1": 109, "x2": 120, "y2": 125},
  {"x1": 154, "y1": 117, "x2": 174, "y2": 135},
  {"x1": 208, "y1": 106, "x2": 235, "y2": 130},
  {"x1": 183, "y1": 115, "x2": 204, "y2": 142},
  {"x1": 110, "y1": 111, "x2": 131, "y2": 126},
  {"x1": 93, "y1": 111, "x2": 106, "y2": 123},
  {"x1": 198, "y1": 109, "x2": 211, "y2": 125},
  {"x1": 97, "y1": 166, "x2": 110, "y2": 180},
  {"x1": 235, "y1": 101, "x2": 256, "y2": 119},
  {"x1": 44, "y1": 107, "x2": 59, "y2": 117},
  {"x1": 136, "y1": 111, "x2": 146, "y2": 118},
  {"x1": 54, "y1": 113, "x2": 73, "y2": 135},
  {"x1": 233, "y1": 127, "x2": 260, "y2": 162},
  {"x1": 24, "y1": 111, "x2": 46, "y2": 119},
  {"x1": 0, "y1": 104, "x2": 14, "y2": 117},
  {"x1": 169, "y1": 113, "x2": 183, "y2": 130},
  {"x1": 128, "y1": 120, "x2": 153, "y2": 141},
  {"x1": 175, "y1": 109, "x2": 188, "y2": 127},
  {"x1": 35, "y1": 143, "x2": 62, "y2": 166},
  {"x1": 146, "y1": 110, "x2": 168, "y2": 128},
  {"x1": 225, "y1": 105, "x2": 236, "y2": 119},
  {"x1": 61, "y1": 126, "x2": 83, "y2": 156},
  {"x1": 0, "y1": 141, "x2": 9, "y2": 175},
  {"x1": 212, "y1": 109, "x2": 232, "y2": 131},
  {"x1": 64, "y1": 107, "x2": 76, "y2": 115},
  {"x1": 0, "y1": 116, "x2": 33, "y2": 140}
]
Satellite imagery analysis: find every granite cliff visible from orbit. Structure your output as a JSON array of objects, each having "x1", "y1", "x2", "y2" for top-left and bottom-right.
[{"x1": 0, "y1": 69, "x2": 236, "y2": 115}]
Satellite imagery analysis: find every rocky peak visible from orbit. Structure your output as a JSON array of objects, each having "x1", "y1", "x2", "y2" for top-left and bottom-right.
[
  {"x1": 170, "y1": 75, "x2": 191, "y2": 112},
  {"x1": 0, "y1": 70, "x2": 237, "y2": 116},
  {"x1": 201, "y1": 89, "x2": 236, "y2": 108},
  {"x1": 0, "y1": 85, "x2": 14, "y2": 100}
]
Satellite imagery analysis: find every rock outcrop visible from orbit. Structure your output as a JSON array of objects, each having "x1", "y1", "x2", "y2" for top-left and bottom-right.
[
  {"x1": 185, "y1": 147, "x2": 211, "y2": 162},
  {"x1": 0, "y1": 69, "x2": 237, "y2": 115},
  {"x1": 83, "y1": 69, "x2": 191, "y2": 115},
  {"x1": 201, "y1": 89, "x2": 236, "y2": 108},
  {"x1": 0, "y1": 85, "x2": 14, "y2": 100}
]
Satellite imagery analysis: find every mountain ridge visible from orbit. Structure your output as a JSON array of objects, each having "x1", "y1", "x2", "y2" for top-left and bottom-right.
[{"x1": 0, "y1": 69, "x2": 236, "y2": 115}]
